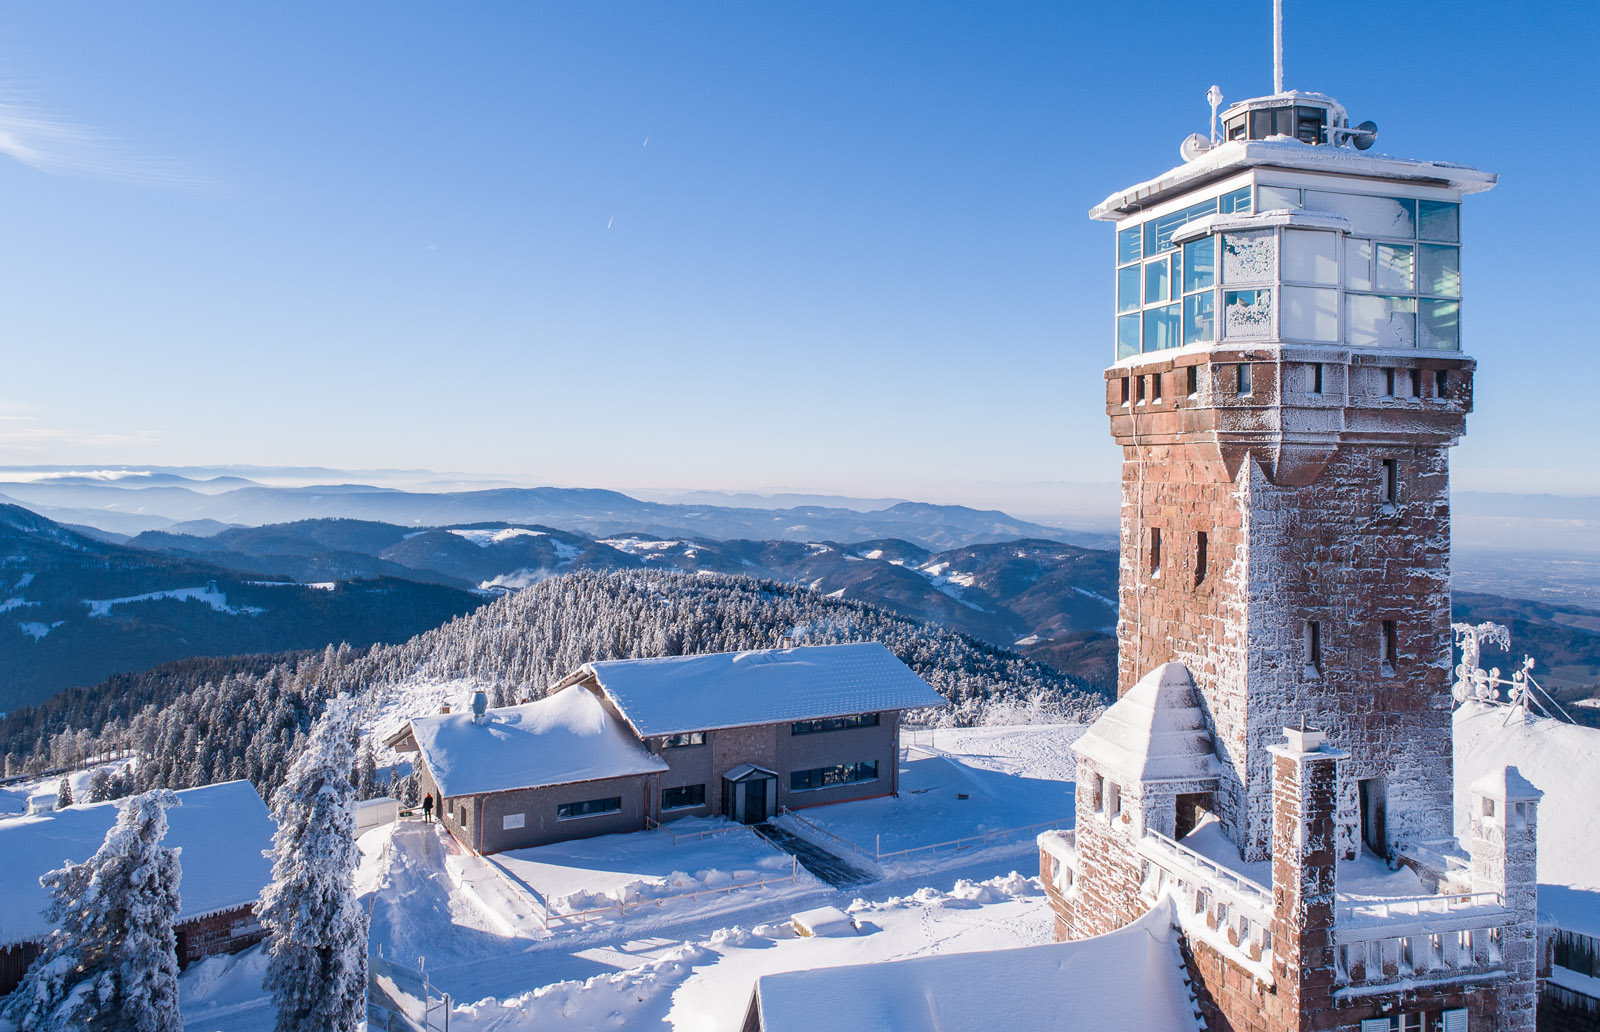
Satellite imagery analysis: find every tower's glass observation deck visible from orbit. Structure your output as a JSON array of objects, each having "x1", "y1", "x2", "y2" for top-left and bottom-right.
[{"x1": 1099, "y1": 91, "x2": 1495, "y2": 361}]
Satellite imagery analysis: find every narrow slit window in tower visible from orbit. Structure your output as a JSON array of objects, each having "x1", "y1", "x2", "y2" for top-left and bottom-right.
[
  {"x1": 1135, "y1": 375, "x2": 1146, "y2": 404},
  {"x1": 1435, "y1": 369, "x2": 1448, "y2": 397},
  {"x1": 1237, "y1": 362, "x2": 1252, "y2": 395},
  {"x1": 1384, "y1": 368, "x2": 1396, "y2": 396},
  {"x1": 1311, "y1": 362, "x2": 1323, "y2": 395},
  {"x1": 1186, "y1": 365, "x2": 1198, "y2": 396},
  {"x1": 1151, "y1": 372, "x2": 1163, "y2": 402},
  {"x1": 1410, "y1": 368, "x2": 1422, "y2": 398},
  {"x1": 1120, "y1": 376, "x2": 1130, "y2": 407},
  {"x1": 1305, "y1": 620, "x2": 1322, "y2": 676},
  {"x1": 1381, "y1": 620, "x2": 1398, "y2": 673},
  {"x1": 1149, "y1": 527, "x2": 1162, "y2": 577},
  {"x1": 1195, "y1": 531, "x2": 1208, "y2": 586},
  {"x1": 1382, "y1": 459, "x2": 1399, "y2": 504}
]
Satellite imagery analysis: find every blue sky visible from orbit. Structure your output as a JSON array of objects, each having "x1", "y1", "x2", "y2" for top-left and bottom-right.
[{"x1": 1, "y1": 1, "x2": 1595, "y2": 515}]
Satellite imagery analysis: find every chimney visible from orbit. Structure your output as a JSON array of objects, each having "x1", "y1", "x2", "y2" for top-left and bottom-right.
[
  {"x1": 472, "y1": 690, "x2": 489, "y2": 726},
  {"x1": 779, "y1": 635, "x2": 794, "y2": 650},
  {"x1": 439, "y1": 704, "x2": 451, "y2": 715}
]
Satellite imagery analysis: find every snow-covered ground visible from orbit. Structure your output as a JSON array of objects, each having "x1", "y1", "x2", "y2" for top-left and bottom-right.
[
  {"x1": 490, "y1": 819, "x2": 812, "y2": 918},
  {"x1": 166, "y1": 709, "x2": 1600, "y2": 1030},
  {"x1": 81, "y1": 586, "x2": 263, "y2": 618},
  {"x1": 786, "y1": 725, "x2": 1079, "y2": 861}
]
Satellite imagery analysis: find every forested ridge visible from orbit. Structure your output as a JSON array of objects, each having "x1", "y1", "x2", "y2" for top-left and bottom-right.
[{"x1": 0, "y1": 571, "x2": 1108, "y2": 802}]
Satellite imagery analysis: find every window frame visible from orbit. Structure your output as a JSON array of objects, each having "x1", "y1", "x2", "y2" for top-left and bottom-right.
[
  {"x1": 660, "y1": 783, "x2": 707, "y2": 811},
  {"x1": 557, "y1": 796, "x2": 624, "y2": 821},
  {"x1": 789, "y1": 760, "x2": 879, "y2": 792},
  {"x1": 661, "y1": 731, "x2": 706, "y2": 749},
  {"x1": 791, "y1": 713, "x2": 880, "y2": 736}
]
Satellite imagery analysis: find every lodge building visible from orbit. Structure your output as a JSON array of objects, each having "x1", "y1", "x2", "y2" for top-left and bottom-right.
[{"x1": 386, "y1": 642, "x2": 949, "y2": 854}]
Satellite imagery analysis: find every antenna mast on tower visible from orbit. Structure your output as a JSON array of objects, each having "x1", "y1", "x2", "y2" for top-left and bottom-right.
[{"x1": 1273, "y1": 0, "x2": 1284, "y2": 94}]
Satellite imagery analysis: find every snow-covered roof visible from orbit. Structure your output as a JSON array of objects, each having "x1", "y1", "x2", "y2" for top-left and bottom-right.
[
  {"x1": 580, "y1": 643, "x2": 949, "y2": 738},
  {"x1": 0, "y1": 780, "x2": 275, "y2": 948},
  {"x1": 749, "y1": 897, "x2": 1200, "y2": 1032},
  {"x1": 1090, "y1": 137, "x2": 1497, "y2": 220},
  {"x1": 409, "y1": 684, "x2": 667, "y2": 799},
  {"x1": 1468, "y1": 765, "x2": 1543, "y2": 803},
  {"x1": 1073, "y1": 662, "x2": 1217, "y2": 785},
  {"x1": 1453, "y1": 703, "x2": 1599, "y2": 938}
]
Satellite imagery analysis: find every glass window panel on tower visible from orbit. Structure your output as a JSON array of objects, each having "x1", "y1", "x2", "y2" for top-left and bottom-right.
[
  {"x1": 1221, "y1": 230, "x2": 1275, "y2": 284},
  {"x1": 1346, "y1": 239, "x2": 1373, "y2": 291},
  {"x1": 1183, "y1": 236, "x2": 1215, "y2": 293},
  {"x1": 1419, "y1": 244, "x2": 1461, "y2": 297},
  {"x1": 1118, "y1": 225, "x2": 1142, "y2": 266},
  {"x1": 1117, "y1": 313, "x2": 1141, "y2": 359},
  {"x1": 1375, "y1": 243, "x2": 1415, "y2": 292},
  {"x1": 1144, "y1": 198, "x2": 1219, "y2": 255},
  {"x1": 1118, "y1": 265, "x2": 1142, "y2": 313},
  {"x1": 1281, "y1": 230, "x2": 1339, "y2": 284},
  {"x1": 1347, "y1": 294, "x2": 1417, "y2": 348},
  {"x1": 1145, "y1": 257, "x2": 1171, "y2": 304},
  {"x1": 1419, "y1": 299, "x2": 1460, "y2": 350},
  {"x1": 1183, "y1": 292, "x2": 1215, "y2": 344},
  {"x1": 1223, "y1": 289, "x2": 1272, "y2": 339},
  {"x1": 1143, "y1": 303, "x2": 1181, "y2": 352},
  {"x1": 1257, "y1": 185, "x2": 1301, "y2": 211},
  {"x1": 1283, "y1": 286, "x2": 1339, "y2": 342},
  {"x1": 1418, "y1": 200, "x2": 1460, "y2": 242},
  {"x1": 1219, "y1": 186, "x2": 1252, "y2": 214},
  {"x1": 1303, "y1": 191, "x2": 1417, "y2": 238}
]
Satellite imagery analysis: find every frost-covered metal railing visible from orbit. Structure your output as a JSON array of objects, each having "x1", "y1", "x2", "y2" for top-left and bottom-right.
[
  {"x1": 1452, "y1": 621, "x2": 1574, "y2": 722},
  {"x1": 1332, "y1": 891, "x2": 1512, "y2": 989},
  {"x1": 644, "y1": 815, "x2": 742, "y2": 845},
  {"x1": 1138, "y1": 830, "x2": 1275, "y2": 976},
  {"x1": 776, "y1": 808, "x2": 875, "y2": 861}
]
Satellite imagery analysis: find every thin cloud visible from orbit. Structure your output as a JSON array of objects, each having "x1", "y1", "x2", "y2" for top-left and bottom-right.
[{"x1": 0, "y1": 90, "x2": 204, "y2": 189}]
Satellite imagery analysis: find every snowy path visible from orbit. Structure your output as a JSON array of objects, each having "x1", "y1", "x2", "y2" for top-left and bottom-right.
[{"x1": 753, "y1": 822, "x2": 876, "y2": 888}]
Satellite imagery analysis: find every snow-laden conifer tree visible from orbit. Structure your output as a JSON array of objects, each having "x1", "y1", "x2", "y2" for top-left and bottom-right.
[
  {"x1": 55, "y1": 776, "x2": 72, "y2": 807},
  {"x1": 258, "y1": 694, "x2": 367, "y2": 1032},
  {"x1": 2, "y1": 790, "x2": 182, "y2": 1032}
]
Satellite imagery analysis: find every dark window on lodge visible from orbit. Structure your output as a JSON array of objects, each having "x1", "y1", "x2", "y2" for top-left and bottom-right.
[
  {"x1": 1186, "y1": 365, "x2": 1199, "y2": 396},
  {"x1": 1150, "y1": 373, "x2": 1163, "y2": 402},
  {"x1": 1381, "y1": 620, "x2": 1399, "y2": 672},
  {"x1": 1435, "y1": 369, "x2": 1448, "y2": 397},
  {"x1": 792, "y1": 713, "x2": 880, "y2": 735},
  {"x1": 1311, "y1": 362, "x2": 1324, "y2": 395},
  {"x1": 791, "y1": 761, "x2": 878, "y2": 792},
  {"x1": 1555, "y1": 928, "x2": 1600, "y2": 979},
  {"x1": 662, "y1": 731, "x2": 706, "y2": 748},
  {"x1": 1384, "y1": 368, "x2": 1397, "y2": 396},
  {"x1": 1120, "y1": 376, "x2": 1130, "y2": 406},
  {"x1": 1149, "y1": 527, "x2": 1162, "y2": 577},
  {"x1": 1135, "y1": 375, "x2": 1147, "y2": 404},
  {"x1": 1194, "y1": 531, "x2": 1208, "y2": 586},
  {"x1": 661, "y1": 784, "x2": 706, "y2": 811},
  {"x1": 1305, "y1": 620, "x2": 1322, "y2": 675},
  {"x1": 1382, "y1": 459, "x2": 1399, "y2": 504},
  {"x1": 1409, "y1": 368, "x2": 1422, "y2": 398},
  {"x1": 557, "y1": 796, "x2": 622, "y2": 821},
  {"x1": 1237, "y1": 362, "x2": 1252, "y2": 395}
]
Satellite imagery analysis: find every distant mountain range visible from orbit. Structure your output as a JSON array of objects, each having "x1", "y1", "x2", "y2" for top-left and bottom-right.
[
  {"x1": 0, "y1": 505, "x2": 484, "y2": 710},
  {"x1": 0, "y1": 470, "x2": 1114, "y2": 552}
]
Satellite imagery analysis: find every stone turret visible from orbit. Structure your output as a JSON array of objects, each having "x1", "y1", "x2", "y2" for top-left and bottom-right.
[{"x1": 1469, "y1": 766, "x2": 1542, "y2": 1032}]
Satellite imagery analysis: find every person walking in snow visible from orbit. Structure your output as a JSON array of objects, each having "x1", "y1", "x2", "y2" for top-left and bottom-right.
[{"x1": 422, "y1": 794, "x2": 434, "y2": 822}]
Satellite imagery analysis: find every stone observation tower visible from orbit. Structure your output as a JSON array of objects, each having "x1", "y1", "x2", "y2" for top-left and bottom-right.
[{"x1": 1038, "y1": 77, "x2": 1545, "y2": 1032}]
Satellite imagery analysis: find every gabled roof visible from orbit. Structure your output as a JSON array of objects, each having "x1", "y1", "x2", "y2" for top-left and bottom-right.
[
  {"x1": 0, "y1": 780, "x2": 276, "y2": 948},
  {"x1": 748, "y1": 897, "x2": 1201, "y2": 1032},
  {"x1": 1073, "y1": 662, "x2": 1218, "y2": 785},
  {"x1": 409, "y1": 684, "x2": 667, "y2": 798},
  {"x1": 578, "y1": 643, "x2": 949, "y2": 738}
]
